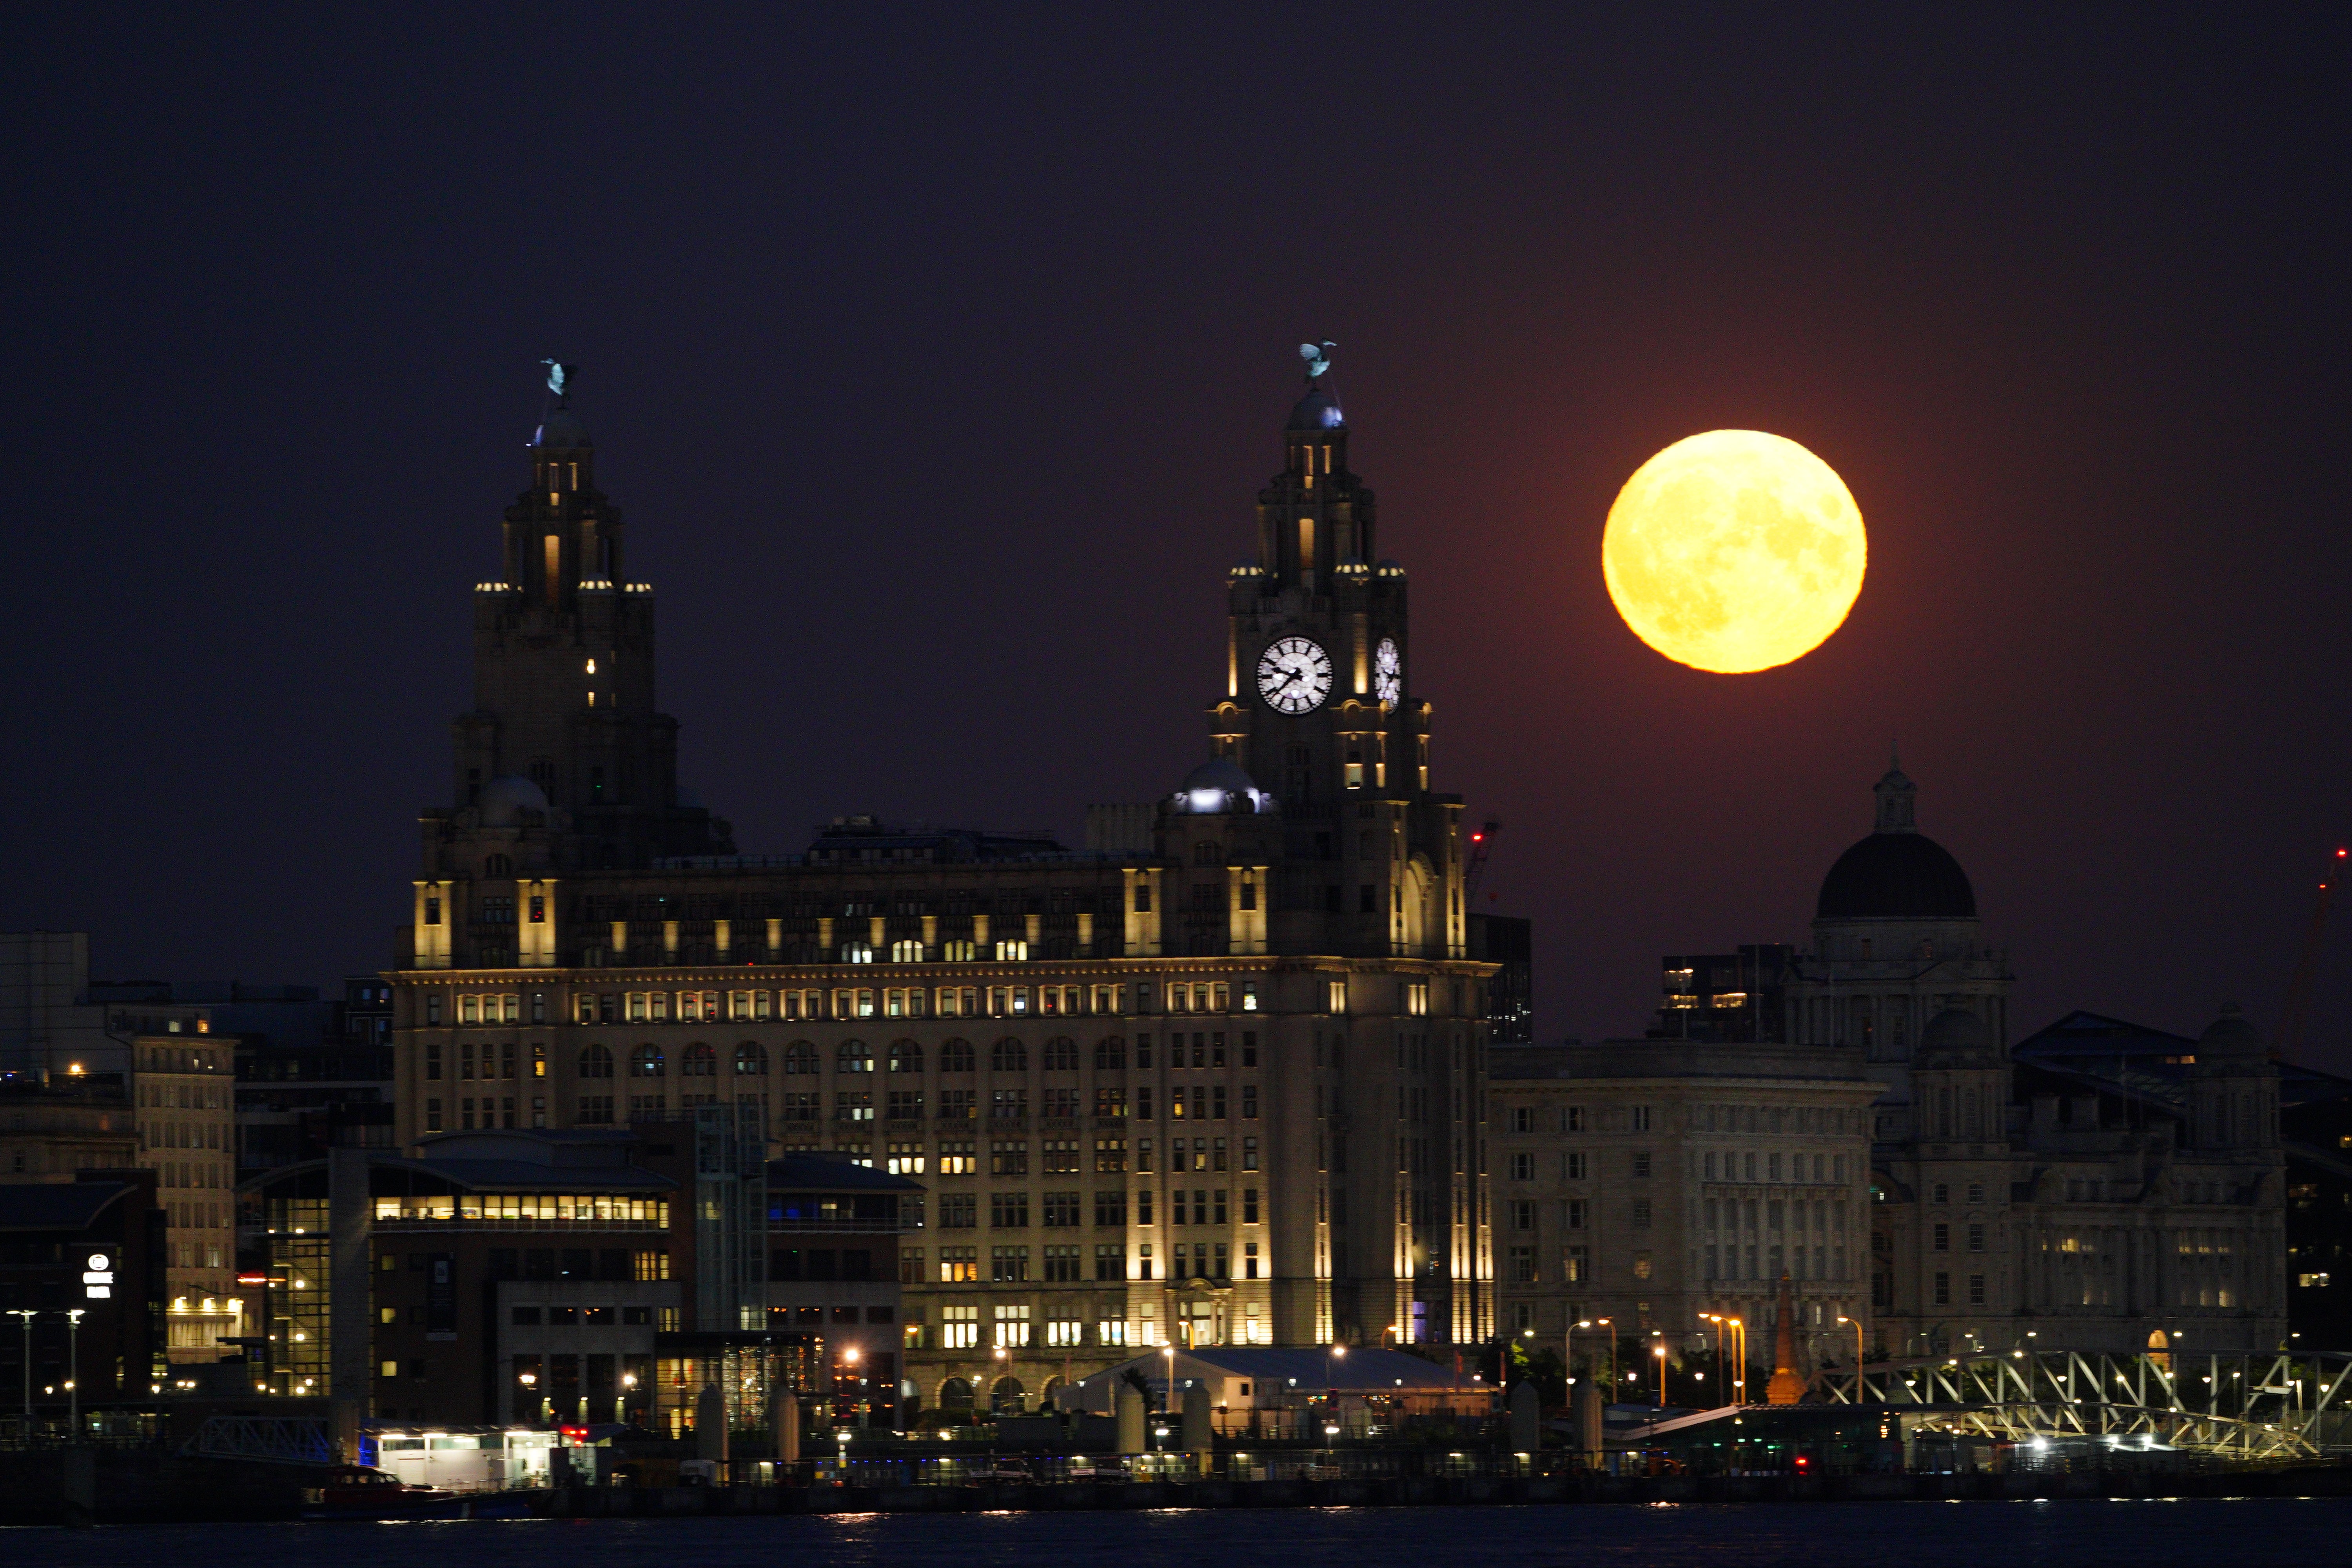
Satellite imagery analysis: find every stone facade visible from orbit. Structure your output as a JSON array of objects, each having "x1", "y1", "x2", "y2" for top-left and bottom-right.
[
  {"x1": 130, "y1": 1034, "x2": 240, "y2": 1361},
  {"x1": 1488, "y1": 1040, "x2": 1879, "y2": 1385}
]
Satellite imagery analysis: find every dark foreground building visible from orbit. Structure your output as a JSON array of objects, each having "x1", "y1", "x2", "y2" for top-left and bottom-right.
[
  {"x1": 0, "y1": 1171, "x2": 164, "y2": 1419},
  {"x1": 241, "y1": 1122, "x2": 914, "y2": 1433}
]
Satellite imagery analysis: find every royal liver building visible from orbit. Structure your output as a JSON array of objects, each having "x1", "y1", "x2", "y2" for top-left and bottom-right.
[{"x1": 389, "y1": 357, "x2": 1497, "y2": 1415}]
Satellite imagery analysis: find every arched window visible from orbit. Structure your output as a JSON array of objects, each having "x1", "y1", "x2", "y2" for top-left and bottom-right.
[
  {"x1": 1093, "y1": 1036, "x2": 1127, "y2": 1071},
  {"x1": 838, "y1": 1040, "x2": 874, "y2": 1073},
  {"x1": 628, "y1": 1045, "x2": 664, "y2": 1078},
  {"x1": 783, "y1": 1041, "x2": 818, "y2": 1075},
  {"x1": 890, "y1": 940, "x2": 925, "y2": 963},
  {"x1": 938, "y1": 1377, "x2": 975, "y2": 1413},
  {"x1": 681, "y1": 1043, "x2": 716, "y2": 1078},
  {"x1": 735, "y1": 1042, "x2": 769, "y2": 1076},
  {"x1": 578, "y1": 1044, "x2": 614, "y2": 1079},
  {"x1": 990, "y1": 1376, "x2": 1026, "y2": 1414},
  {"x1": 939, "y1": 1038, "x2": 975, "y2": 1073},
  {"x1": 889, "y1": 1040, "x2": 924, "y2": 1073},
  {"x1": 485, "y1": 854, "x2": 514, "y2": 876},
  {"x1": 990, "y1": 1038, "x2": 1027, "y2": 1073},
  {"x1": 1041, "y1": 1037, "x2": 1078, "y2": 1072},
  {"x1": 839, "y1": 940, "x2": 875, "y2": 963}
]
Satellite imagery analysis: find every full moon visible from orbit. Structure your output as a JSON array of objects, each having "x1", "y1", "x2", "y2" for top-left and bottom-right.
[{"x1": 1601, "y1": 430, "x2": 1866, "y2": 674}]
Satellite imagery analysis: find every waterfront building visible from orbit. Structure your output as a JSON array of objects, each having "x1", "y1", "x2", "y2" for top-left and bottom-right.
[
  {"x1": 383, "y1": 365, "x2": 1501, "y2": 1416},
  {"x1": 1487, "y1": 1037, "x2": 1878, "y2": 1377},
  {"x1": 242, "y1": 1119, "x2": 906, "y2": 1432},
  {"x1": 1492, "y1": 765, "x2": 2293, "y2": 1370}
]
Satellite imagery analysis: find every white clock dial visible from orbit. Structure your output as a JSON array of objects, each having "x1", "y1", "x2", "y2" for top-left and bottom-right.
[
  {"x1": 1373, "y1": 637, "x2": 1402, "y2": 706},
  {"x1": 1256, "y1": 635, "x2": 1334, "y2": 715}
]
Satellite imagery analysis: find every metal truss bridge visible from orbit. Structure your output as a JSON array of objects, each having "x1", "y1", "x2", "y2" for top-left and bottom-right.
[{"x1": 1814, "y1": 1348, "x2": 2352, "y2": 1461}]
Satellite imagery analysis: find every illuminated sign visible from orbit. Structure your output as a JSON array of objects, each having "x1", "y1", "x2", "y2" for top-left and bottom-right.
[{"x1": 83, "y1": 1251, "x2": 114, "y2": 1299}]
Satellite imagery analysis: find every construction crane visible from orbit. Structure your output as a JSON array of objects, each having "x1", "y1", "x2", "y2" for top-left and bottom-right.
[
  {"x1": 1465, "y1": 819, "x2": 1501, "y2": 902},
  {"x1": 2276, "y1": 845, "x2": 2348, "y2": 1061}
]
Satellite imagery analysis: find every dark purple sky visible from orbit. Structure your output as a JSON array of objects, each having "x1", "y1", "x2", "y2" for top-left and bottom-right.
[{"x1": 7, "y1": 7, "x2": 2352, "y2": 1070}]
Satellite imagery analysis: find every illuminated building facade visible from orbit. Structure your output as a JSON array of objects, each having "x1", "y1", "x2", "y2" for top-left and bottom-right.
[
  {"x1": 129, "y1": 1034, "x2": 240, "y2": 1361},
  {"x1": 382, "y1": 369, "x2": 1495, "y2": 1419}
]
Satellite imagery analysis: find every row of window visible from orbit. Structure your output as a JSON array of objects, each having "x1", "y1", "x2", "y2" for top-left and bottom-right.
[
  {"x1": 1704, "y1": 1243, "x2": 1851, "y2": 1281},
  {"x1": 772, "y1": 1084, "x2": 1262, "y2": 1121},
  {"x1": 918, "y1": 1238, "x2": 1263, "y2": 1288},
  {"x1": 430, "y1": 981, "x2": 1270, "y2": 1028},
  {"x1": 422, "y1": 1032, "x2": 1263, "y2": 1081},
  {"x1": 506, "y1": 1304, "x2": 655, "y2": 1327},
  {"x1": 931, "y1": 1187, "x2": 1263, "y2": 1229},
  {"x1": 372, "y1": 1195, "x2": 672, "y2": 1227},
  {"x1": 1499, "y1": 1103, "x2": 1864, "y2": 1138},
  {"x1": 918, "y1": 1134, "x2": 1261, "y2": 1175}
]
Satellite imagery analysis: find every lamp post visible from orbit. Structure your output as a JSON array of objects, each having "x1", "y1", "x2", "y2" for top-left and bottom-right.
[
  {"x1": 1723, "y1": 1318, "x2": 1746, "y2": 1405},
  {"x1": 1835, "y1": 1314, "x2": 1865, "y2": 1381},
  {"x1": 1577, "y1": 1316, "x2": 1612, "y2": 1402},
  {"x1": 64, "y1": 1310, "x2": 84, "y2": 1432},
  {"x1": 1652, "y1": 1339, "x2": 1669, "y2": 1408},
  {"x1": 1566, "y1": 1318, "x2": 1590, "y2": 1392},
  {"x1": 7, "y1": 1310, "x2": 32, "y2": 1426}
]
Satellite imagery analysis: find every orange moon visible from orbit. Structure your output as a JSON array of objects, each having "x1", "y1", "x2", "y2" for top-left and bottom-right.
[{"x1": 1602, "y1": 430, "x2": 1866, "y2": 673}]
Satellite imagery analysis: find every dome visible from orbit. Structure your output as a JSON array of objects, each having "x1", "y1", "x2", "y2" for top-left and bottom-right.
[
  {"x1": 477, "y1": 774, "x2": 549, "y2": 826},
  {"x1": 1172, "y1": 758, "x2": 1273, "y2": 815},
  {"x1": 1815, "y1": 762, "x2": 1976, "y2": 919},
  {"x1": 1816, "y1": 831, "x2": 1976, "y2": 919},
  {"x1": 1917, "y1": 1007, "x2": 1994, "y2": 1065},
  {"x1": 2196, "y1": 1004, "x2": 2265, "y2": 1060},
  {"x1": 1287, "y1": 389, "x2": 1344, "y2": 431},
  {"x1": 532, "y1": 407, "x2": 591, "y2": 448}
]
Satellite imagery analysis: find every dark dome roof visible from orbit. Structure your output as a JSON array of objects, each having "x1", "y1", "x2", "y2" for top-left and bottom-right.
[
  {"x1": 1817, "y1": 830, "x2": 1975, "y2": 920},
  {"x1": 2196, "y1": 1004, "x2": 2265, "y2": 1060},
  {"x1": 1287, "y1": 389, "x2": 1344, "y2": 431}
]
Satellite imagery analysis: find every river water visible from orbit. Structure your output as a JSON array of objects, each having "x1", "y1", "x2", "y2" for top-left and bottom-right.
[{"x1": 5, "y1": 1498, "x2": 2348, "y2": 1567}]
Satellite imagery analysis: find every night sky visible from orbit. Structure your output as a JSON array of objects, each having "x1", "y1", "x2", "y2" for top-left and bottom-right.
[{"x1": 7, "y1": 7, "x2": 2352, "y2": 1071}]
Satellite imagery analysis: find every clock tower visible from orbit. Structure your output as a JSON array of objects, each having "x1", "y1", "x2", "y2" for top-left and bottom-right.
[{"x1": 1209, "y1": 354, "x2": 1466, "y2": 960}]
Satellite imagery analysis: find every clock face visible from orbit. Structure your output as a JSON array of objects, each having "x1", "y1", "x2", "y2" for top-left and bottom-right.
[
  {"x1": 1373, "y1": 637, "x2": 1402, "y2": 706},
  {"x1": 1256, "y1": 635, "x2": 1334, "y2": 714}
]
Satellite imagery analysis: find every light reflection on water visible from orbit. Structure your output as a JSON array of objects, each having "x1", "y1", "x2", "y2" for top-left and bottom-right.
[{"x1": 6, "y1": 1497, "x2": 2350, "y2": 1568}]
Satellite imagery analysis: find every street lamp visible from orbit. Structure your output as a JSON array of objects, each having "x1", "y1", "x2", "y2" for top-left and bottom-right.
[
  {"x1": 7, "y1": 1310, "x2": 33, "y2": 1425},
  {"x1": 64, "y1": 1311, "x2": 84, "y2": 1432},
  {"x1": 1652, "y1": 1343, "x2": 1668, "y2": 1408},
  {"x1": 1835, "y1": 1314, "x2": 1865, "y2": 1381}
]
